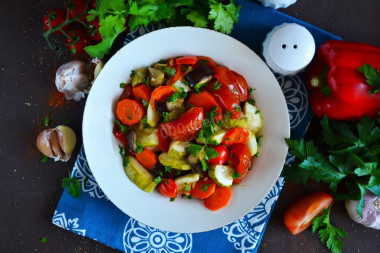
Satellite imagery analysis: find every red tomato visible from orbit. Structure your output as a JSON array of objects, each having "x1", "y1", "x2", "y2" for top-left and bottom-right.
[
  {"x1": 283, "y1": 192, "x2": 333, "y2": 235},
  {"x1": 161, "y1": 107, "x2": 204, "y2": 142},
  {"x1": 68, "y1": 0, "x2": 87, "y2": 21},
  {"x1": 88, "y1": 18, "x2": 102, "y2": 42},
  {"x1": 209, "y1": 66, "x2": 241, "y2": 119},
  {"x1": 157, "y1": 124, "x2": 172, "y2": 152},
  {"x1": 118, "y1": 83, "x2": 133, "y2": 102},
  {"x1": 232, "y1": 71, "x2": 249, "y2": 102},
  {"x1": 159, "y1": 179, "x2": 178, "y2": 198},
  {"x1": 176, "y1": 56, "x2": 198, "y2": 65},
  {"x1": 208, "y1": 145, "x2": 229, "y2": 165},
  {"x1": 112, "y1": 124, "x2": 128, "y2": 146},
  {"x1": 66, "y1": 30, "x2": 93, "y2": 54},
  {"x1": 43, "y1": 9, "x2": 68, "y2": 34},
  {"x1": 228, "y1": 143, "x2": 251, "y2": 184},
  {"x1": 190, "y1": 176, "x2": 216, "y2": 199}
]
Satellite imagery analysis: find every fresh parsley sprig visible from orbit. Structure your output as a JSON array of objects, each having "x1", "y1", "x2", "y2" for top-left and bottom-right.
[{"x1": 62, "y1": 171, "x2": 81, "y2": 199}]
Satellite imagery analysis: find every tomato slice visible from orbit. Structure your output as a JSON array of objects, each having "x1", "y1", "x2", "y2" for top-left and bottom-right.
[
  {"x1": 228, "y1": 143, "x2": 251, "y2": 184},
  {"x1": 208, "y1": 144, "x2": 229, "y2": 165},
  {"x1": 161, "y1": 107, "x2": 204, "y2": 142},
  {"x1": 176, "y1": 56, "x2": 198, "y2": 65},
  {"x1": 209, "y1": 66, "x2": 241, "y2": 119},
  {"x1": 157, "y1": 124, "x2": 172, "y2": 152},
  {"x1": 158, "y1": 179, "x2": 178, "y2": 198},
  {"x1": 283, "y1": 192, "x2": 333, "y2": 235},
  {"x1": 232, "y1": 71, "x2": 249, "y2": 102}
]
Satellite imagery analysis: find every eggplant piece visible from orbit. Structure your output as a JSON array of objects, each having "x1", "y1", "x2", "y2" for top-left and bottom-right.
[
  {"x1": 126, "y1": 129, "x2": 137, "y2": 152},
  {"x1": 152, "y1": 161, "x2": 186, "y2": 179},
  {"x1": 148, "y1": 67, "x2": 164, "y2": 87},
  {"x1": 191, "y1": 162, "x2": 205, "y2": 175},
  {"x1": 154, "y1": 99, "x2": 169, "y2": 113},
  {"x1": 184, "y1": 65, "x2": 213, "y2": 88}
]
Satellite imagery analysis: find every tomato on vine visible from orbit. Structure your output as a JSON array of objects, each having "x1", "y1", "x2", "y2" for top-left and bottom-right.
[
  {"x1": 66, "y1": 30, "x2": 93, "y2": 54},
  {"x1": 43, "y1": 9, "x2": 68, "y2": 35}
]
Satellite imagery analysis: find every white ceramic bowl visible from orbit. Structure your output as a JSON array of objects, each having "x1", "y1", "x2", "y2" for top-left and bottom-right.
[{"x1": 83, "y1": 27, "x2": 290, "y2": 233}]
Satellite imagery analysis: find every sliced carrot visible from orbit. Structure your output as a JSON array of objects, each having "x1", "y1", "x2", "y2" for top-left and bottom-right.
[
  {"x1": 116, "y1": 99, "x2": 145, "y2": 126},
  {"x1": 176, "y1": 56, "x2": 198, "y2": 65},
  {"x1": 150, "y1": 86, "x2": 176, "y2": 110},
  {"x1": 187, "y1": 91, "x2": 222, "y2": 122},
  {"x1": 132, "y1": 84, "x2": 151, "y2": 102},
  {"x1": 223, "y1": 127, "x2": 250, "y2": 147},
  {"x1": 157, "y1": 124, "x2": 172, "y2": 152},
  {"x1": 135, "y1": 148, "x2": 158, "y2": 170},
  {"x1": 190, "y1": 176, "x2": 216, "y2": 199},
  {"x1": 203, "y1": 186, "x2": 232, "y2": 211},
  {"x1": 197, "y1": 56, "x2": 218, "y2": 69}
]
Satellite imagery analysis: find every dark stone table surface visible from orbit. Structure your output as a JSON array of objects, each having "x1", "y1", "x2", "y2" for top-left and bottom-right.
[{"x1": 1, "y1": 0, "x2": 379, "y2": 252}]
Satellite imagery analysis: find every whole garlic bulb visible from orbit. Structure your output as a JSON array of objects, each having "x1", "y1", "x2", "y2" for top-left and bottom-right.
[
  {"x1": 55, "y1": 59, "x2": 103, "y2": 101},
  {"x1": 345, "y1": 191, "x2": 380, "y2": 229},
  {"x1": 37, "y1": 125, "x2": 76, "y2": 162}
]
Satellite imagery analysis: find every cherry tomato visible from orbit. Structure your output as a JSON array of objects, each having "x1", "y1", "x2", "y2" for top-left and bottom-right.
[
  {"x1": 66, "y1": 30, "x2": 93, "y2": 54},
  {"x1": 209, "y1": 66, "x2": 241, "y2": 119},
  {"x1": 161, "y1": 107, "x2": 204, "y2": 142},
  {"x1": 283, "y1": 192, "x2": 333, "y2": 235},
  {"x1": 158, "y1": 179, "x2": 178, "y2": 198},
  {"x1": 228, "y1": 143, "x2": 251, "y2": 184},
  {"x1": 112, "y1": 123, "x2": 128, "y2": 146},
  {"x1": 157, "y1": 124, "x2": 172, "y2": 153},
  {"x1": 43, "y1": 9, "x2": 68, "y2": 34},
  {"x1": 88, "y1": 18, "x2": 102, "y2": 42},
  {"x1": 68, "y1": 0, "x2": 87, "y2": 21},
  {"x1": 208, "y1": 145, "x2": 229, "y2": 165},
  {"x1": 232, "y1": 71, "x2": 249, "y2": 102}
]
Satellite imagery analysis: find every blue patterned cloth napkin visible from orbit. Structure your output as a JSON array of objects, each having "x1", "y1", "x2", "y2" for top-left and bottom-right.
[{"x1": 52, "y1": 1, "x2": 340, "y2": 252}]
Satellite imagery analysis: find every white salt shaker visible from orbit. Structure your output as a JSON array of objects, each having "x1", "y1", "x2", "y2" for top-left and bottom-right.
[
  {"x1": 262, "y1": 23, "x2": 315, "y2": 76},
  {"x1": 257, "y1": 0, "x2": 297, "y2": 9}
]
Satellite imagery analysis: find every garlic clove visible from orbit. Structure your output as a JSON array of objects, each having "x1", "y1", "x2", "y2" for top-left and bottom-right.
[
  {"x1": 36, "y1": 130, "x2": 54, "y2": 158},
  {"x1": 36, "y1": 125, "x2": 77, "y2": 162},
  {"x1": 55, "y1": 125, "x2": 76, "y2": 156}
]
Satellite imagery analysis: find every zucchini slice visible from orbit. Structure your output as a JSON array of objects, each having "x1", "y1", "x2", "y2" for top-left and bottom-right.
[
  {"x1": 168, "y1": 140, "x2": 190, "y2": 159},
  {"x1": 158, "y1": 152, "x2": 192, "y2": 171},
  {"x1": 136, "y1": 128, "x2": 159, "y2": 147},
  {"x1": 208, "y1": 164, "x2": 233, "y2": 187},
  {"x1": 246, "y1": 130, "x2": 258, "y2": 156},
  {"x1": 244, "y1": 102, "x2": 262, "y2": 134},
  {"x1": 220, "y1": 117, "x2": 249, "y2": 129},
  {"x1": 174, "y1": 173, "x2": 200, "y2": 195},
  {"x1": 124, "y1": 156, "x2": 157, "y2": 192}
]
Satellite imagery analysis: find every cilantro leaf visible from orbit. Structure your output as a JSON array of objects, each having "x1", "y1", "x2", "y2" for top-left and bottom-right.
[
  {"x1": 186, "y1": 10, "x2": 208, "y2": 27},
  {"x1": 358, "y1": 64, "x2": 380, "y2": 94},
  {"x1": 166, "y1": 89, "x2": 187, "y2": 102},
  {"x1": 187, "y1": 144, "x2": 204, "y2": 158},
  {"x1": 115, "y1": 119, "x2": 128, "y2": 134},
  {"x1": 209, "y1": 1, "x2": 241, "y2": 34},
  {"x1": 136, "y1": 143, "x2": 144, "y2": 154},
  {"x1": 62, "y1": 171, "x2": 81, "y2": 199},
  {"x1": 312, "y1": 206, "x2": 347, "y2": 253}
]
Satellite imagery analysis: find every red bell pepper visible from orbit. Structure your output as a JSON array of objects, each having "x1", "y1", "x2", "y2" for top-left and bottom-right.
[{"x1": 306, "y1": 40, "x2": 380, "y2": 120}]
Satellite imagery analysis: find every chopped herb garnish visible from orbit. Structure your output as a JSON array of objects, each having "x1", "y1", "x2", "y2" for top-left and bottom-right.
[
  {"x1": 141, "y1": 116, "x2": 148, "y2": 124},
  {"x1": 198, "y1": 59, "x2": 209, "y2": 66},
  {"x1": 186, "y1": 144, "x2": 204, "y2": 158},
  {"x1": 115, "y1": 119, "x2": 128, "y2": 134},
  {"x1": 255, "y1": 152, "x2": 260, "y2": 158},
  {"x1": 44, "y1": 116, "x2": 51, "y2": 127},
  {"x1": 123, "y1": 156, "x2": 130, "y2": 167},
  {"x1": 62, "y1": 171, "x2": 81, "y2": 199},
  {"x1": 235, "y1": 105, "x2": 241, "y2": 112},
  {"x1": 249, "y1": 87, "x2": 256, "y2": 94},
  {"x1": 154, "y1": 176, "x2": 162, "y2": 184},
  {"x1": 226, "y1": 110, "x2": 232, "y2": 118},
  {"x1": 40, "y1": 237, "x2": 48, "y2": 243},
  {"x1": 233, "y1": 88, "x2": 238, "y2": 93},
  {"x1": 194, "y1": 82, "x2": 207, "y2": 93},
  {"x1": 188, "y1": 103, "x2": 194, "y2": 108},
  {"x1": 41, "y1": 155, "x2": 48, "y2": 163},
  {"x1": 142, "y1": 100, "x2": 148, "y2": 108},
  {"x1": 159, "y1": 59, "x2": 166, "y2": 64},
  {"x1": 201, "y1": 159, "x2": 208, "y2": 171},
  {"x1": 205, "y1": 146, "x2": 219, "y2": 160},
  {"x1": 164, "y1": 67, "x2": 176, "y2": 77},
  {"x1": 127, "y1": 116, "x2": 132, "y2": 120},
  {"x1": 165, "y1": 166, "x2": 173, "y2": 173},
  {"x1": 130, "y1": 70, "x2": 135, "y2": 78},
  {"x1": 255, "y1": 110, "x2": 260, "y2": 114},
  {"x1": 170, "y1": 198, "x2": 176, "y2": 202},
  {"x1": 63, "y1": 118, "x2": 70, "y2": 125},
  {"x1": 119, "y1": 146, "x2": 125, "y2": 156},
  {"x1": 166, "y1": 89, "x2": 187, "y2": 102},
  {"x1": 136, "y1": 143, "x2": 144, "y2": 154},
  {"x1": 158, "y1": 111, "x2": 170, "y2": 122},
  {"x1": 256, "y1": 135, "x2": 263, "y2": 147},
  {"x1": 247, "y1": 99, "x2": 255, "y2": 105},
  {"x1": 232, "y1": 169, "x2": 241, "y2": 179},
  {"x1": 145, "y1": 76, "x2": 150, "y2": 86},
  {"x1": 184, "y1": 182, "x2": 190, "y2": 192},
  {"x1": 201, "y1": 183, "x2": 211, "y2": 192},
  {"x1": 213, "y1": 81, "x2": 222, "y2": 90},
  {"x1": 180, "y1": 65, "x2": 187, "y2": 72},
  {"x1": 120, "y1": 82, "x2": 126, "y2": 88},
  {"x1": 187, "y1": 195, "x2": 192, "y2": 199}
]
